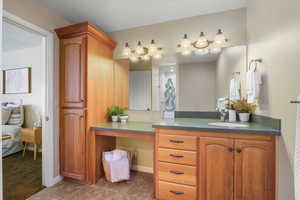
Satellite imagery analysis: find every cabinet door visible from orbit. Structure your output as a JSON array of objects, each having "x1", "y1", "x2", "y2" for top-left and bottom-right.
[
  {"x1": 199, "y1": 137, "x2": 234, "y2": 200},
  {"x1": 113, "y1": 59, "x2": 129, "y2": 108},
  {"x1": 234, "y1": 139, "x2": 275, "y2": 200},
  {"x1": 60, "y1": 36, "x2": 86, "y2": 108},
  {"x1": 60, "y1": 109, "x2": 86, "y2": 181}
]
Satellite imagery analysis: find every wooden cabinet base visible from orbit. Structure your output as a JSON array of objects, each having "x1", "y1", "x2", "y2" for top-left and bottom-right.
[
  {"x1": 155, "y1": 129, "x2": 276, "y2": 200},
  {"x1": 158, "y1": 181, "x2": 196, "y2": 200}
]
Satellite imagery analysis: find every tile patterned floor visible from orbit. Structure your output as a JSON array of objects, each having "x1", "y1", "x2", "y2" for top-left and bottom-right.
[{"x1": 27, "y1": 172, "x2": 154, "y2": 200}]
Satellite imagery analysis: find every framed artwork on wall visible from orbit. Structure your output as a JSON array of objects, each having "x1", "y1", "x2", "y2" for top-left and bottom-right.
[{"x1": 2, "y1": 67, "x2": 31, "y2": 94}]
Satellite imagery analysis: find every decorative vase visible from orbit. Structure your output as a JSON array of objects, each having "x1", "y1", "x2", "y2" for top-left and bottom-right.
[
  {"x1": 111, "y1": 115, "x2": 118, "y2": 122},
  {"x1": 239, "y1": 113, "x2": 250, "y2": 122},
  {"x1": 228, "y1": 110, "x2": 237, "y2": 122}
]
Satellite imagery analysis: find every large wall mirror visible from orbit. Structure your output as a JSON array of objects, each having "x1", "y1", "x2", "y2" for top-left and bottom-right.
[{"x1": 128, "y1": 45, "x2": 247, "y2": 112}]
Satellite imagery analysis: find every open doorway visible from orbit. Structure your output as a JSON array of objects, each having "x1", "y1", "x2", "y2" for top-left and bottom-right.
[
  {"x1": 1, "y1": 11, "x2": 56, "y2": 200},
  {"x1": 1, "y1": 17, "x2": 45, "y2": 200}
]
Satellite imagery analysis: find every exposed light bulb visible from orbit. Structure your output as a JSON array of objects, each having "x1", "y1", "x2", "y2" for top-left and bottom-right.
[
  {"x1": 196, "y1": 32, "x2": 208, "y2": 48},
  {"x1": 135, "y1": 41, "x2": 145, "y2": 55},
  {"x1": 214, "y1": 29, "x2": 226, "y2": 47},
  {"x1": 153, "y1": 49, "x2": 163, "y2": 59},
  {"x1": 129, "y1": 55, "x2": 139, "y2": 62},
  {"x1": 210, "y1": 43, "x2": 221, "y2": 54},
  {"x1": 181, "y1": 48, "x2": 191, "y2": 56},
  {"x1": 122, "y1": 43, "x2": 131, "y2": 57},
  {"x1": 148, "y1": 40, "x2": 158, "y2": 55},
  {"x1": 141, "y1": 54, "x2": 150, "y2": 61},
  {"x1": 195, "y1": 48, "x2": 209, "y2": 55},
  {"x1": 181, "y1": 34, "x2": 191, "y2": 48}
]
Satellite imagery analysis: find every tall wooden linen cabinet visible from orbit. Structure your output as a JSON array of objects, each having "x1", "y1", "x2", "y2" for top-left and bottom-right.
[{"x1": 55, "y1": 22, "x2": 128, "y2": 184}]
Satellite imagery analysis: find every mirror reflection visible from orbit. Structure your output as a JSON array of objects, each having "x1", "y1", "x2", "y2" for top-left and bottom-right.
[{"x1": 129, "y1": 45, "x2": 247, "y2": 112}]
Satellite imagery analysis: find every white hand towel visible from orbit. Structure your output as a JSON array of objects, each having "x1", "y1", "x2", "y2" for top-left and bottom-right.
[
  {"x1": 229, "y1": 78, "x2": 241, "y2": 101},
  {"x1": 295, "y1": 95, "x2": 300, "y2": 200},
  {"x1": 246, "y1": 71, "x2": 262, "y2": 104}
]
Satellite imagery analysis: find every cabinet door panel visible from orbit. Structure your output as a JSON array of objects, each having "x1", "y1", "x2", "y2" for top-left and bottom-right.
[
  {"x1": 60, "y1": 109, "x2": 86, "y2": 181},
  {"x1": 113, "y1": 59, "x2": 129, "y2": 108},
  {"x1": 61, "y1": 36, "x2": 86, "y2": 108},
  {"x1": 199, "y1": 137, "x2": 234, "y2": 200},
  {"x1": 234, "y1": 139, "x2": 275, "y2": 200}
]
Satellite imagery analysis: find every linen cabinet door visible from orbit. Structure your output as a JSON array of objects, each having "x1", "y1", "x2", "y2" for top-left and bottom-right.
[
  {"x1": 199, "y1": 137, "x2": 234, "y2": 200},
  {"x1": 60, "y1": 109, "x2": 86, "y2": 181},
  {"x1": 60, "y1": 36, "x2": 86, "y2": 108},
  {"x1": 234, "y1": 139, "x2": 275, "y2": 200},
  {"x1": 113, "y1": 59, "x2": 129, "y2": 108}
]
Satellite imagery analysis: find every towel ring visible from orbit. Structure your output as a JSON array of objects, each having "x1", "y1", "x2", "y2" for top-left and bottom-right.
[{"x1": 248, "y1": 58, "x2": 263, "y2": 71}]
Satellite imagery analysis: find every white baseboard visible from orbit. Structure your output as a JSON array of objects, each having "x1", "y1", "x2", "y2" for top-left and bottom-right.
[
  {"x1": 132, "y1": 165, "x2": 153, "y2": 174},
  {"x1": 49, "y1": 176, "x2": 63, "y2": 187}
]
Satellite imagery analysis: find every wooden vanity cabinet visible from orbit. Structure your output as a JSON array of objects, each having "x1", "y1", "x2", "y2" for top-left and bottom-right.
[
  {"x1": 60, "y1": 35, "x2": 87, "y2": 108},
  {"x1": 234, "y1": 139, "x2": 275, "y2": 200},
  {"x1": 199, "y1": 137, "x2": 234, "y2": 200},
  {"x1": 60, "y1": 109, "x2": 86, "y2": 181},
  {"x1": 113, "y1": 59, "x2": 129, "y2": 108},
  {"x1": 155, "y1": 129, "x2": 276, "y2": 200},
  {"x1": 55, "y1": 22, "x2": 117, "y2": 183}
]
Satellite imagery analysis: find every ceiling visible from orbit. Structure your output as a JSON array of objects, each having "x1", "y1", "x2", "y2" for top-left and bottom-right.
[
  {"x1": 3, "y1": 22, "x2": 43, "y2": 52},
  {"x1": 37, "y1": 0, "x2": 247, "y2": 32}
]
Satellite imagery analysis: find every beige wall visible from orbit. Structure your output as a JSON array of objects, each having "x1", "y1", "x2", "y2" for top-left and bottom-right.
[
  {"x1": 247, "y1": 0, "x2": 300, "y2": 199},
  {"x1": 4, "y1": 0, "x2": 70, "y2": 178},
  {"x1": 110, "y1": 8, "x2": 247, "y2": 59},
  {"x1": 216, "y1": 45, "x2": 247, "y2": 99},
  {"x1": 178, "y1": 62, "x2": 216, "y2": 111},
  {"x1": 3, "y1": 45, "x2": 43, "y2": 128}
]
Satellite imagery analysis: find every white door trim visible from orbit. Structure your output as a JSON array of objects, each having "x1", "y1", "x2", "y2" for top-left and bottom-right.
[{"x1": 3, "y1": 10, "x2": 61, "y2": 187}]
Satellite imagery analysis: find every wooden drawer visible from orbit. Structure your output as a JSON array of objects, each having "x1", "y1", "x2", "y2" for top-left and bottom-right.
[
  {"x1": 158, "y1": 162, "x2": 196, "y2": 186},
  {"x1": 158, "y1": 134, "x2": 197, "y2": 151},
  {"x1": 158, "y1": 181, "x2": 196, "y2": 200},
  {"x1": 158, "y1": 148, "x2": 196, "y2": 166}
]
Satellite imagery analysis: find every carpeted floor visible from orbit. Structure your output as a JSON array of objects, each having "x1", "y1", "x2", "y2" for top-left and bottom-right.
[
  {"x1": 27, "y1": 172, "x2": 154, "y2": 200},
  {"x1": 3, "y1": 151, "x2": 45, "y2": 200}
]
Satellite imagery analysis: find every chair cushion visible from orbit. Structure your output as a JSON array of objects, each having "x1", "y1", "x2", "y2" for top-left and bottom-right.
[
  {"x1": 1, "y1": 107, "x2": 12, "y2": 125},
  {"x1": 6, "y1": 104, "x2": 24, "y2": 126}
]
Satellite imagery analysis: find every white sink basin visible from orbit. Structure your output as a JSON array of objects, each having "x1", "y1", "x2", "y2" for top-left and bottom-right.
[{"x1": 208, "y1": 122, "x2": 249, "y2": 128}]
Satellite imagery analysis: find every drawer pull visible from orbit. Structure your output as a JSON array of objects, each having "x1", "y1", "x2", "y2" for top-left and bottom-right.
[
  {"x1": 169, "y1": 154, "x2": 184, "y2": 158},
  {"x1": 169, "y1": 170, "x2": 184, "y2": 175},
  {"x1": 236, "y1": 148, "x2": 242, "y2": 153},
  {"x1": 169, "y1": 139, "x2": 184, "y2": 144},
  {"x1": 169, "y1": 190, "x2": 184, "y2": 195}
]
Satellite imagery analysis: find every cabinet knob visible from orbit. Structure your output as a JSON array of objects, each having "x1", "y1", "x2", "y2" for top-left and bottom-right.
[
  {"x1": 236, "y1": 148, "x2": 242, "y2": 153},
  {"x1": 228, "y1": 147, "x2": 234, "y2": 152},
  {"x1": 169, "y1": 190, "x2": 184, "y2": 195}
]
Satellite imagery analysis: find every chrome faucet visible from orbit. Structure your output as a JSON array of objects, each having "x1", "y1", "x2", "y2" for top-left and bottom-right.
[{"x1": 219, "y1": 110, "x2": 227, "y2": 122}]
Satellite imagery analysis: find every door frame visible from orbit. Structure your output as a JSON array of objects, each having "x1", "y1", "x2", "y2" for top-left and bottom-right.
[{"x1": 2, "y1": 11, "x2": 60, "y2": 187}]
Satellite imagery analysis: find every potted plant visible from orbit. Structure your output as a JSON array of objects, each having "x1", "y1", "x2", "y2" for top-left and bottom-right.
[
  {"x1": 107, "y1": 106, "x2": 125, "y2": 122},
  {"x1": 232, "y1": 98, "x2": 257, "y2": 122}
]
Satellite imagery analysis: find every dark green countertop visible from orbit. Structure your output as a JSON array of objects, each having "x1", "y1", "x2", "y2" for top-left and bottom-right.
[{"x1": 91, "y1": 118, "x2": 281, "y2": 136}]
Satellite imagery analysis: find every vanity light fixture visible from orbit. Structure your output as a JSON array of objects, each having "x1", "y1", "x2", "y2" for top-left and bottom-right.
[
  {"x1": 177, "y1": 29, "x2": 228, "y2": 56},
  {"x1": 122, "y1": 40, "x2": 163, "y2": 62}
]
